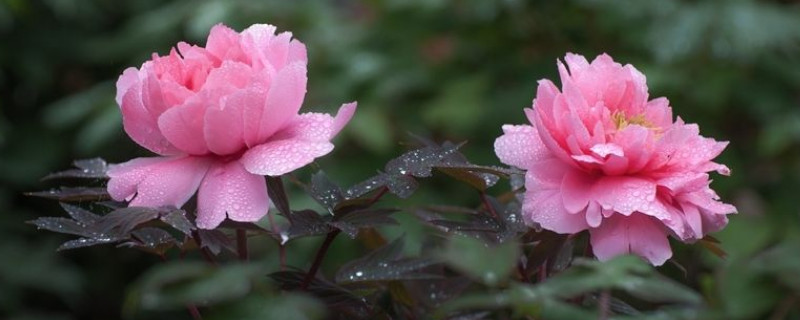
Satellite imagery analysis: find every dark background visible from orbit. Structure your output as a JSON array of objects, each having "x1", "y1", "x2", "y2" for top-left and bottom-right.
[{"x1": 1, "y1": 0, "x2": 799, "y2": 319}]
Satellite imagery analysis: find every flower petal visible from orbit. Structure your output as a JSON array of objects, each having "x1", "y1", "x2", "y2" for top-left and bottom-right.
[
  {"x1": 107, "y1": 157, "x2": 173, "y2": 202},
  {"x1": 119, "y1": 80, "x2": 181, "y2": 155},
  {"x1": 523, "y1": 188, "x2": 589, "y2": 234},
  {"x1": 124, "y1": 156, "x2": 211, "y2": 208},
  {"x1": 158, "y1": 96, "x2": 210, "y2": 155},
  {"x1": 241, "y1": 139, "x2": 334, "y2": 176},
  {"x1": 244, "y1": 61, "x2": 307, "y2": 147},
  {"x1": 494, "y1": 124, "x2": 551, "y2": 170},
  {"x1": 196, "y1": 161, "x2": 269, "y2": 229},
  {"x1": 590, "y1": 213, "x2": 672, "y2": 266}
]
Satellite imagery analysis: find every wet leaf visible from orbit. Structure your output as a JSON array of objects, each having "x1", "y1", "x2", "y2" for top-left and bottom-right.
[
  {"x1": 59, "y1": 237, "x2": 123, "y2": 251},
  {"x1": 159, "y1": 210, "x2": 194, "y2": 235},
  {"x1": 328, "y1": 208, "x2": 399, "y2": 239},
  {"x1": 385, "y1": 142, "x2": 463, "y2": 178},
  {"x1": 95, "y1": 207, "x2": 162, "y2": 235},
  {"x1": 266, "y1": 176, "x2": 292, "y2": 219},
  {"x1": 28, "y1": 187, "x2": 110, "y2": 201},
  {"x1": 60, "y1": 203, "x2": 101, "y2": 224},
  {"x1": 335, "y1": 236, "x2": 439, "y2": 283},
  {"x1": 343, "y1": 174, "x2": 388, "y2": 200},
  {"x1": 42, "y1": 158, "x2": 108, "y2": 180},
  {"x1": 29, "y1": 217, "x2": 95, "y2": 237},
  {"x1": 384, "y1": 174, "x2": 418, "y2": 199},
  {"x1": 195, "y1": 229, "x2": 235, "y2": 255},
  {"x1": 280, "y1": 210, "x2": 333, "y2": 244},
  {"x1": 308, "y1": 171, "x2": 344, "y2": 213},
  {"x1": 121, "y1": 227, "x2": 178, "y2": 254}
]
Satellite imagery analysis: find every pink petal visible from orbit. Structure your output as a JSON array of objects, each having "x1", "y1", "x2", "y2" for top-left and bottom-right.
[
  {"x1": 205, "y1": 24, "x2": 241, "y2": 60},
  {"x1": 107, "y1": 157, "x2": 173, "y2": 201},
  {"x1": 330, "y1": 102, "x2": 357, "y2": 138},
  {"x1": 591, "y1": 143, "x2": 624, "y2": 158},
  {"x1": 120, "y1": 80, "x2": 180, "y2": 155},
  {"x1": 525, "y1": 158, "x2": 570, "y2": 191},
  {"x1": 241, "y1": 139, "x2": 334, "y2": 176},
  {"x1": 196, "y1": 161, "x2": 269, "y2": 229},
  {"x1": 239, "y1": 24, "x2": 278, "y2": 70},
  {"x1": 157, "y1": 96, "x2": 210, "y2": 155},
  {"x1": 127, "y1": 156, "x2": 211, "y2": 208},
  {"x1": 523, "y1": 188, "x2": 589, "y2": 234},
  {"x1": 244, "y1": 62, "x2": 307, "y2": 147},
  {"x1": 590, "y1": 213, "x2": 672, "y2": 266},
  {"x1": 204, "y1": 87, "x2": 263, "y2": 155},
  {"x1": 493, "y1": 124, "x2": 551, "y2": 170},
  {"x1": 287, "y1": 39, "x2": 308, "y2": 65},
  {"x1": 561, "y1": 169, "x2": 594, "y2": 214},
  {"x1": 116, "y1": 67, "x2": 139, "y2": 106},
  {"x1": 593, "y1": 176, "x2": 659, "y2": 217}
]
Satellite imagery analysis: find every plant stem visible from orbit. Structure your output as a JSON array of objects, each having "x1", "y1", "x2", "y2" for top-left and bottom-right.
[
  {"x1": 267, "y1": 212, "x2": 286, "y2": 270},
  {"x1": 366, "y1": 186, "x2": 389, "y2": 206},
  {"x1": 598, "y1": 290, "x2": 611, "y2": 320},
  {"x1": 158, "y1": 254, "x2": 204, "y2": 320},
  {"x1": 300, "y1": 230, "x2": 340, "y2": 290},
  {"x1": 479, "y1": 192, "x2": 499, "y2": 219},
  {"x1": 236, "y1": 229, "x2": 248, "y2": 261}
]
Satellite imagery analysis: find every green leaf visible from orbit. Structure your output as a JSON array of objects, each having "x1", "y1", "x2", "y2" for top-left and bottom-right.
[
  {"x1": 208, "y1": 293, "x2": 326, "y2": 320},
  {"x1": 129, "y1": 262, "x2": 263, "y2": 310},
  {"x1": 441, "y1": 235, "x2": 519, "y2": 286}
]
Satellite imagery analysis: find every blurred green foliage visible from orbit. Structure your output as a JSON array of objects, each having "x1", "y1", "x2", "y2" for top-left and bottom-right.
[{"x1": 2, "y1": 0, "x2": 800, "y2": 319}]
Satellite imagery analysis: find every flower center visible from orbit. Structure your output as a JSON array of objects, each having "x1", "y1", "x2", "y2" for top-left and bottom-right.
[{"x1": 612, "y1": 111, "x2": 654, "y2": 130}]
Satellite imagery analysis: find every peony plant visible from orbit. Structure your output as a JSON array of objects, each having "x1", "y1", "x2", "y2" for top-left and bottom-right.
[{"x1": 31, "y1": 25, "x2": 738, "y2": 319}]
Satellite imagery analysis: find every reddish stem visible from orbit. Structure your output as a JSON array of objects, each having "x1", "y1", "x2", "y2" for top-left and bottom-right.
[
  {"x1": 236, "y1": 229, "x2": 248, "y2": 261},
  {"x1": 479, "y1": 192, "x2": 499, "y2": 219},
  {"x1": 267, "y1": 212, "x2": 286, "y2": 271},
  {"x1": 300, "y1": 230, "x2": 340, "y2": 290}
]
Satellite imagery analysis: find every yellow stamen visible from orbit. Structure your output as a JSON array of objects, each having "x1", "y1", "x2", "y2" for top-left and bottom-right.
[{"x1": 612, "y1": 111, "x2": 653, "y2": 130}]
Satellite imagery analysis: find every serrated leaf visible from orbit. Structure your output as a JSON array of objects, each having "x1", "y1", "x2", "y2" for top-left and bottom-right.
[
  {"x1": 58, "y1": 237, "x2": 123, "y2": 251},
  {"x1": 343, "y1": 174, "x2": 388, "y2": 199},
  {"x1": 43, "y1": 158, "x2": 108, "y2": 180},
  {"x1": 159, "y1": 210, "x2": 194, "y2": 235},
  {"x1": 266, "y1": 176, "x2": 292, "y2": 219},
  {"x1": 29, "y1": 217, "x2": 95, "y2": 237},
  {"x1": 335, "y1": 236, "x2": 439, "y2": 283},
  {"x1": 385, "y1": 142, "x2": 463, "y2": 178},
  {"x1": 95, "y1": 207, "x2": 162, "y2": 234},
  {"x1": 279, "y1": 210, "x2": 332, "y2": 244},
  {"x1": 60, "y1": 203, "x2": 101, "y2": 224},
  {"x1": 27, "y1": 187, "x2": 110, "y2": 201},
  {"x1": 195, "y1": 229, "x2": 235, "y2": 255},
  {"x1": 308, "y1": 171, "x2": 344, "y2": 213},
  {"x1": 328, "y1": 208, "x2": 399, "y2": 239},
  {"x1": 121, "y1": 228, "x2": 178, "y2": 254},
  {"x1": 385, "y1": 173, "x2": 418, "y2": 198}
]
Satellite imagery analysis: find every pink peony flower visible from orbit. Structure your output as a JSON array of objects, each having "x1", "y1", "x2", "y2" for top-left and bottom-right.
[
  {"x1": 494, "y1": 53, "x2": 736, "y2": 265},
  {"x1": 107, "y1": 24, "x2": 356, "y2": 229}
]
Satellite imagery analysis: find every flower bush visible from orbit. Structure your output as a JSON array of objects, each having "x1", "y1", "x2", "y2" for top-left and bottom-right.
[{"x1": 29, "y1": 23, "x2": 757, "y2": 320}]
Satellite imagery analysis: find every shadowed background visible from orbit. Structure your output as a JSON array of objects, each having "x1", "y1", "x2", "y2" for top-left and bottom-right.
[{"x1": 1, "y1": 0, "x2": 799, "y2": 319}]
